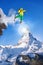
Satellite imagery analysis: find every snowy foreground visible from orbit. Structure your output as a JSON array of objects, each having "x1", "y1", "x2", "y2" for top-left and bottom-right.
[{"x1": 0, "y1": 29, "x2": 43, "y2": 65}]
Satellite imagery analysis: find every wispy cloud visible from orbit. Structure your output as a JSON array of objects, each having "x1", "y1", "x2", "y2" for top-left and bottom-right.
[
  {"x1": 0, "y1": 8, "x2": 20, "y2": 26},
  {"x1": 17, "y1": 21, "x2": 29, "y2": 35}
]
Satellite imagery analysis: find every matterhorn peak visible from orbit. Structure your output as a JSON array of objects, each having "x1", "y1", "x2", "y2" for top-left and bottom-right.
[
  {"x1": 18, "y1": 28, "x2": 33, "y2": 45},
  {"x1": 17, "y1": 28, "x2": 30, "y2": 48}
]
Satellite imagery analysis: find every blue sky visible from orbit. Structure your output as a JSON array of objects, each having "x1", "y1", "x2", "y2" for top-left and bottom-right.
[{"x1": 0, "y1": 0, "x2": 43, "y2": 45}]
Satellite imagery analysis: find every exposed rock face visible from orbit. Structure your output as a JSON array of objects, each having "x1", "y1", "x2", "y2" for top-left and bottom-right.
[
  {"x1": 16, "y1": 53, "x2": 43, "y2": 65},
  {"x1": 0, "y1": 23, "x2": 6, "y2": 29},
  {"x1": 0, "y1": 23, "x2": 6, "y2": 35},
  {"x1": 0, "y1": 29, "x2": 2, "y2": 35}
]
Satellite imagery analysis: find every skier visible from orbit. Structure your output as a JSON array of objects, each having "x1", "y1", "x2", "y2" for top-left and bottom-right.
[{"x1": 15, "y1": 8, "x2": 26, "y2": 23}]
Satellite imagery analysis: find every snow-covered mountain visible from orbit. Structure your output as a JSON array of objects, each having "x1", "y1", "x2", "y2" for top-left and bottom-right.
[{"x1": 0, "y1": 29, "x2": 43, "y2": 65}]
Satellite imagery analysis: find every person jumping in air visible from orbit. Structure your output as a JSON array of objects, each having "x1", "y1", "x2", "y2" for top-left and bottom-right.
[{"x1": 15, "y1": 8, "x2": 26, "y2": 23}]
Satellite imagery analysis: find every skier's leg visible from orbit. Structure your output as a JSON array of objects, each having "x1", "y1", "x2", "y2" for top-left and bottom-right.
[
  {"x1": 15, "y1": 15, "x2": 19, "y2": 18},
  {"x1": 14, "y1": 15, "x2": 20, "y2": 21},
  {"x1": 20, "y1": 16, "x2": 23, "y2": 23}
]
